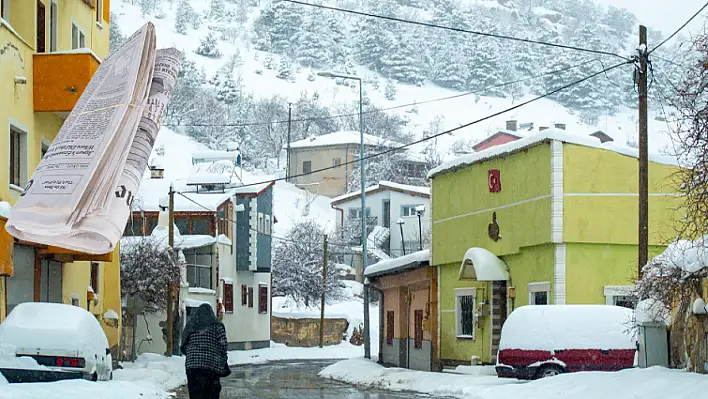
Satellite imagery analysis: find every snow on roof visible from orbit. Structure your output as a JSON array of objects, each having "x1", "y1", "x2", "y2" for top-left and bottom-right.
[
  {"x1": 0, "y1": 303, "x2": 109, "y2": 356},
  {"x1": 288, "y1": 131, "x2": 399, "y2": 149},
  {"x1": 186, "y1": 172, "x2": 232, "y2": 186},
  {"x1": 103, "y1": 309, "x2": 120, "y2": 320},
  {"x1": 231, "y1": 182, "x2": 274, "y2": 196},
  {"x1": 0, "y1": 201, "x2": 11, "y2": 219},
  {"x1": 40, "y1": 48, "x2": 103, "y2": 62},
  {"x1": 184, "y1": 298, "x2": 212, "y2": 308},
  {"x1": 636, "y1": 299, "x2": 671, "y2": 326},
  {"x1": 192, "y1": 150, "x2": 240, "y2": 162},
  {"x1": 648, "y1": 236, "x2": 708, "y2": 274},
  {"x1": 429, "y1": 128, "x2": 679, "y2": 179},
  {"x1": 331, "y1": 181, "x2": 430, "y2": 204},
  {"x1": 365, "y1": 249, "x2": 430, "y2": 277},
  {"x1": 498, "y1": 305, "x2": 636, "y2": 352},
  {"x1": 217, "y1": 234, "x2": 231, "y2": 246}
]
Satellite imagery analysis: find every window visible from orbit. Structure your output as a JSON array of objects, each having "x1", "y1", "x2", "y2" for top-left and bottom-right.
[
  {"x1": 39, "y1": 260, "x2": 62, "y2": 303},
  {"x1": 175, "y1": 219, "x2": 189, "y2": 235},
  {"x1": 90, "y1": 262, "x2": 99, "y2": 294},
  {"x1": 414, "y1": 310, "x2": 424, "y2": 349},
  {"x1": 265, "y1": 215, "x2": 271, "y2": 235},
  {"x1": 71, "y1": 22, "x2": 85, "y2": 49},
  {"x1": 1, "y1": 0, "x2": 6, "y2": 20},
  {"x1": 528, "y1": 282, "x2": 551, "y2": 305},
  {"x1": 50, "y1": 1, "x2": 58, "y2": 52},
  {"x1": 401, "y1": 205, "x2": 424, "y2": 217},
  {"x1": 175, "y1": 217, "x2": 213, "y2": 235},
  {"x1": 604, "y1": 286, "x2": 635, "y2": 309},
  {"x1": 123, "y1": 217, "x2": 141, "y2": 236},
  {"x1": 41, "y1": 141, "x2": 50, "y2": 161},
  {"x1": 455, "y1": 288, "x2": 475, "y2": 338},
  {"x1": 258, "y1": 285, "x2": 268, "y2": 314},
  {"x1": 257, "y1": 213, "x2": 264, "y2": 233},
  {"x1": 347, "y1": 208, "x2": 371, "y2": 219},
  {"x1": 247, "y1": 287, "x2": 254, "y2": 308},
  {"x1": 217, "y1": 203, "x2": 231, "y2": 239},
  {"x1": 241, "y1": 284, "x2": 248, "y2": 306},
  {"x1": 146, "y1": 217, "x2": 158, "y2": 235},
  {"x1": 332, "y1": 158, "x2": 341, "y2": 168},
  {"x1": 302, "y1": 161, "x2": 312, "y2": 174},
  {"x1": 36, "y1": 0, "x2": 46, "y2": 53},
  {"x1": 223, "y1": 282, "x2": 234, "y2": 313},
  {"x1": 187, "y1": 264, "x2": 212, "y2": 289},
  {"x1": 96, "y1": 0, "x2": 103, "y2": 25},
  {"x1": 386, "y1": 311, "x2": 394, "y2": 345},
  {"x1": 9, "y1": 126, "x2": 27, "y2": 188}
]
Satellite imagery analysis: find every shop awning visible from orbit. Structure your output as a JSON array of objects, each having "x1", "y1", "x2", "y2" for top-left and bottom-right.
[{"x1": 458, "y1": 247, "x2": 509, "y2": 281}]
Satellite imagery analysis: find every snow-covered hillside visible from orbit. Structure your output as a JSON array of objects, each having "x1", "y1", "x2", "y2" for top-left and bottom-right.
[{"x1": 113, "y1": 0, "x2": 679, "y2": 165}]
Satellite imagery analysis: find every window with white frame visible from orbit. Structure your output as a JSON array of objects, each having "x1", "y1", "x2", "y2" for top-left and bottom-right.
[
  {"x1": 9, "y1": 125, "x2": 28, "y2": 189},
  {"x1": 71, "y1": 22, "x2": 85, "y2": 49},
  {"x1": 265, "y1": 215, "x2": 271, "y2": 235},
  {"x1": 401, "y1": 205, "x2": 424, "y2": 217},
  {"x1": 604, "y1": 286, "x2": 635, "y2": 309},
  {"x1": 455, "y1": 288, "x2": 476, "y2": 338},
  {"x1": 96, "y1": 0, "x2": 103, "y2": 25},
  {"x1": 257, "y1": 213, "x2": 264, "y2": 233},
  {"x1": 50, "y1": 1, "x2": 58, "y2": 52},
  {"x1": 528, "y1": 282, "x2": 550, "y2": 305}
]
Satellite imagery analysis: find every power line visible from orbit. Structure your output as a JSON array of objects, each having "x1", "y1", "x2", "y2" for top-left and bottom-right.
[
  {"x1": 190, "y1": 60, "x2": 632, "y2": 191},
  {"x1": 650, "y1": 1, "x2": 708, "y2": 54},
  {"x1": 166, "y1": 58, "x2": 600, "y2": 128},
  {"x1": 282, "y1": 0, "x2": 630, "y2": 61}
]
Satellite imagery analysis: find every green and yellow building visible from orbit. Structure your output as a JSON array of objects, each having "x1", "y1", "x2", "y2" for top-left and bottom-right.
[
  {"x1": 429, "y1": 130, "x2": 683, "y2": 366},
  {"x1": 0, "y1": 0, "x2": 121, "y2": 356}
]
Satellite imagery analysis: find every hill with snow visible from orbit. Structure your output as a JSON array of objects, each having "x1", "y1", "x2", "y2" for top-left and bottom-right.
[{"x1": 112, "y1": 0, "x2": 688, "y2": 185}]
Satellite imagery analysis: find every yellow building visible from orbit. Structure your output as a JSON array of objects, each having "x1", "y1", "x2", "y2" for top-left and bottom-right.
[{"x1": 0, "y1": 0, "x2": 121, "y2": 357}]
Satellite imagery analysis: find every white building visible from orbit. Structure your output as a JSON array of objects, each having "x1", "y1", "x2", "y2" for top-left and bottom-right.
[{"x1": 331, "y1": 181, "x2": 431, "y2": 277}]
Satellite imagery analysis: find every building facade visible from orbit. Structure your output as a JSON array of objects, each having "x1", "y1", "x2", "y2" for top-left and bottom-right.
[
  {"x1": 0, "y1": 0, "x2": 121, "y2": 356},
  {"x1": 429, "y1": 130, "x2": 682, "y2": 366}
]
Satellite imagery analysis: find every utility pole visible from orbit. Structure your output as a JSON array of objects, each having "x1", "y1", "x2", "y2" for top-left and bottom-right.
[
  {"x1": 638, "y1": 25, "x2": 649, "y2": 278},
  {"x1": 360, "y1": 79, "x2": 371, "y2": 360},
  {"x1": 319, "y1": 235, "x2": 328, "y2": 348},
  {"x1": 166, "y1": 185, "x2": 175, "y2": 357},
  {"x1": 286, "y1": 103, "x2": 292, "y2": 182}
]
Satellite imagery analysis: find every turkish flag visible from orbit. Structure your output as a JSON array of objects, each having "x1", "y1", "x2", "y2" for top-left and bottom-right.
[{"x1": 488, "y1": 169, "x2": 502, "y2": 193}]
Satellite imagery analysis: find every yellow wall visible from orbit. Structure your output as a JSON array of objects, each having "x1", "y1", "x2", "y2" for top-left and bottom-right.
[
  {"x1": 503, "y1": 244, "x2": 555, "y2": 307},
  {"x1": 563, "y1": 144, "x2": 683, "y2": 245}
]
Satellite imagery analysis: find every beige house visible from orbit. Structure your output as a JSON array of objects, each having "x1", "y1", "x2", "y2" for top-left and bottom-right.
[{"x1": 287, "y1": 131, "x2": 427, "y2": 198}]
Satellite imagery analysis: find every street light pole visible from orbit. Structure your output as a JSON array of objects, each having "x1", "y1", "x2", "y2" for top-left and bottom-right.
[{"x1": 317, "y1": 71, "x2": 370, "y2": 359}]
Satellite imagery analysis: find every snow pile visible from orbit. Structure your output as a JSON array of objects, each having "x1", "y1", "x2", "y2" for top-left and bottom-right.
[
  {"x1": 499, "y1": 305, "x2": 636, "y2": 351},
  {"x1": 636, "y1": 299, "x2": 671, "y2": 326},
  {"x1": 103, "y1": 309, "x2": 120, "y2": 320},
  {"x1": 693, "y1": 298, "x2": 707, "y2": 315},
  {"x1": 429, "y1": 129, "x2": 679, "y2": 178},
  {"x1": 322, "y1": 358, "x2": 708, "y2": 399},
  {"x1": 648, "y1": 237, "x2": 708, "y2": 274},
  {"x1": 114, "y1": 353, "x2": 186, "y2": 391},
  {"x1": 0, "y1": 343, "x2": 46, "y2": 371},
  {"x1": 364, "y1": 249, "x2": 430, "y2": 277},
  {"x1": 228, "y1": 341, "x2": 367, "y2": 366}
]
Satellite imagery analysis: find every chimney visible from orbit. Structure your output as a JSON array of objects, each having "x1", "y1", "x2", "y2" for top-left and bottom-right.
[
  {"x1": 506, "y1": 120, "x2": 518, "y2": 132},
  {"x1": 539, "y1": 126, "x2": 549, "y2": 131},
  {"x1": 554, "y1": 123, "x2": 566, "y2": 131}
]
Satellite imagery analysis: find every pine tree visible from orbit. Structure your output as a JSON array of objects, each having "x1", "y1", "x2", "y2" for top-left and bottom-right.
[
  {"x1": 385, "y1": 78, "x2": 397, "y2": 100},
  {"x1": 326, "y1": 12, "x2": 348, "y2": 65},
  {"x1": 139, "y1": 0, "x2": 157, "y2": 17},
  {"x1": 175, "y1": 0, "x2": 196, "y2": 34},
  {"x1": 276, "y1": 58, "x2": 292, "y2": 80},
  {"x1": 108, "y1": 12, "x2": 125, "y2": 54},
  {"x1": 196, "y1": 32, "x2": 222, "y2": 58},
  {"x1": 381, "y1": 35, "x2": 425, "y2": 85},
  {"x1": 253, "y1": 2, "x2": 304, "y2": 56},
  {"x1": 296, "y1": 8, "x2": 332, "y2": 67},
  {"x1": 208, "y1": 0, "x2": 226, "y2": 21},
  {"x1": 432, "y1": 38, "x2": 469, "y2": 90}
]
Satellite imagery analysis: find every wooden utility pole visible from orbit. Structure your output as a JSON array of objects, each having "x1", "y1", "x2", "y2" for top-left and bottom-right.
[
  {"x1": 319, "y1": 235, "x2": 328, "y2": 348},
  {"x1": 286, "y1": 103, "x2": 292, "y2": 182},
  {"x1": 166, "y1": 185, "x2": 175, "y2": 357},
  {"x1": 638, "y1": 25, "x2": 649, "y2": 277}
]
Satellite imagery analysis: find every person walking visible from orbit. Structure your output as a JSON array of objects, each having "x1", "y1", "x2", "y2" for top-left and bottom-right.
[{"x1": 180, "y1": 303, "x2": 231, "y2": 399}]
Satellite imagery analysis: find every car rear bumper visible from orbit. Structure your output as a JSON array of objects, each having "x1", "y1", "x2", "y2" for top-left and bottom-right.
[
  {"x1": 495, "y1": 365, "x2": 536, "y2": 380},
  {"x1": 0, "y1": 367, "x2": 88, "y2": 383}
]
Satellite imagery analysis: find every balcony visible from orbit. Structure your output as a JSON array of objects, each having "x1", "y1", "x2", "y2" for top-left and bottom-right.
[{"x1": 33, "y1": 51, "x2": 101, "y2": 114}]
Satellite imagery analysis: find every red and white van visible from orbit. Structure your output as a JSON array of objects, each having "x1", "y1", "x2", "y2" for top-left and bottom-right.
[{"x1": 495, "y1": 305, "x2": 636, "y2": 380}]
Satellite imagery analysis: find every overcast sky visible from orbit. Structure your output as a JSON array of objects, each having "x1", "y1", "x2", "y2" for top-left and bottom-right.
[{"x1": 594, "y1": 0, "x2": 706, "y2": 34}]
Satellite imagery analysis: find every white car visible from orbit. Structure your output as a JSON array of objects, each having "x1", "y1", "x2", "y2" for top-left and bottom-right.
[{"x1": 0, "y1": 302, "x2": 113, "y2": 382}]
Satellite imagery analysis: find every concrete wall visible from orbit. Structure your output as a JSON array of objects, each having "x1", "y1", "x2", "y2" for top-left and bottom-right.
[{"x1": 271, "y1": 316, "x2": 348, "y2": 347}]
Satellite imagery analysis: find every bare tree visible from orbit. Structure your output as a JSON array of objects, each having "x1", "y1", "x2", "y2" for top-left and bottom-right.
[{"x1": 120, "y1": 237, "x2": 180, "y2": 313}]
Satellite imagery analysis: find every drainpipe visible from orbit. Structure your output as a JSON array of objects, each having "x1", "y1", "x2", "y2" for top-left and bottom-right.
[
  {"x1": 331, "y1": 204, "x2": 344, "y2": 237},
  {"x1": 367, "y1": 279, "x2": 384, "y2": 364}
]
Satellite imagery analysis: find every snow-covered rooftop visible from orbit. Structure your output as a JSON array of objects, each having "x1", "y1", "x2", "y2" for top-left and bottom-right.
[
  {"x1": 429, "y1": 128, "x2": 679, "y2": 179},
  {"x1": 364, "y1": 249, "x2": 430, "y2": 278},
  {"x1": 288, "y1": 131, "x2": 399, "y2": 149},
  {"x1": 192, "y1": 150, "x2": 240, "y2": 162},
  {"x1": 231, "y1": 181, "x2": 274, "y2": 195},
  {"x1": 331, "y1": 181, "x2": 430, "y2": 205},
  {"x1": 186, "y1": 172, "x2": 232, "y2": 186}
]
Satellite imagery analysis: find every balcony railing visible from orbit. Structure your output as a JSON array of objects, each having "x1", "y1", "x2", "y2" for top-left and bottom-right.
[{"x1": 33, "y1": 51, "x2": 101, "y2": 113}]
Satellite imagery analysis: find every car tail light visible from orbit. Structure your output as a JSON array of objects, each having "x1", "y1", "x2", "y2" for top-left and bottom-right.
[{"x1": 54, "y1": 357, "x2": 85, "y2": 368}]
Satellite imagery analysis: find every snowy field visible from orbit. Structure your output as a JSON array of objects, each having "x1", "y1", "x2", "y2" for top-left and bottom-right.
[{"x1": 321, "y1": 358, "x2": 708, "y2": 399}]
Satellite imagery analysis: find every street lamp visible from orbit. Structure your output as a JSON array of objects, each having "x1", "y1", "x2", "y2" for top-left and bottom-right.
[
  {"x1": 396, "y1": 218, "x2": 406, "y2": 256},
  {"x1": 317, "y1": 71, "x2": 370, "y2": 359},
  {"x1": 416, "y1": 205, "x2": 425, "y2": 251}
]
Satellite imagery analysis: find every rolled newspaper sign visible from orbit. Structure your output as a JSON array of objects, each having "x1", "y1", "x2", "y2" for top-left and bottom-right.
[{"x1": 6, "y1": 22, "x2": 183, "y2": 255}]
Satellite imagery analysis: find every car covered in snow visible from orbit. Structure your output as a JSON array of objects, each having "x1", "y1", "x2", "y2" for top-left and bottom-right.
[
  {"x1": 495, "y1": 305, "x2": 636, "y2": 380},
  {"x1": 0, "y1": 302, "x2": 113, "y2": 382}
]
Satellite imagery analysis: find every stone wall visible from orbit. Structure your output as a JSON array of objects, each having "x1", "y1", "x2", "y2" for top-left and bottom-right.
[{"x1": 271, "y1": 316, "x2": 349, "y2": 347}]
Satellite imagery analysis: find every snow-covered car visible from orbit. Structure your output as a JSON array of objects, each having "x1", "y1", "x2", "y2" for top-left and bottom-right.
[
  {"x1": 0, "y1": 302, "x2": 113, "y2": 382},
  {"x1": 495, "y1": 305, "x2": 636, "y2": 380}
]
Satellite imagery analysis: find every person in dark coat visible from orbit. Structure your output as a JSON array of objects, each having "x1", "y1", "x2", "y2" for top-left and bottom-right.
[{"x1": 180, "y1": 303, "x2": 230, "y2": 399}]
